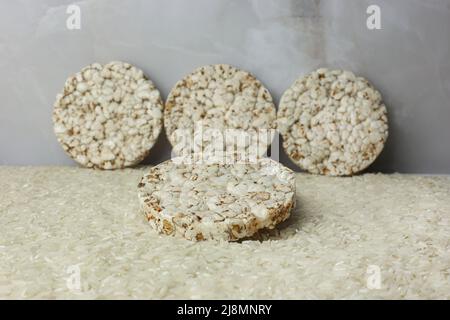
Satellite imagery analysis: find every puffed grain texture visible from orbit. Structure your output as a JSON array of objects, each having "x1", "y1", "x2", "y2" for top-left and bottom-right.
[
  {"x1": 53, "y1": 61, "x2": 163, "y2": 169},
  {"x1": 137, "y1": 158, "x2": 296, "y2": 241},
  {"x1": 277, "y1": 68, "x2": 388, "y2": 176},
  {"x1": 164, "y1": 64, "x2": 276, "y2": 158}
]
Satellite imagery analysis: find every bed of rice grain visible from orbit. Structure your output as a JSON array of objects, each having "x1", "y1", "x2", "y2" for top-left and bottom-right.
[{"x1": 0, "y1": 166, "x2": 449, "y2": 299}]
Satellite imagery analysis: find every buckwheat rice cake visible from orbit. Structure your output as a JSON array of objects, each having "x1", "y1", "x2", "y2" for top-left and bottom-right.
[
  {"x1": 53, "y1": 61, "x2": 163, "y2": 169},
  {"x1": 277, "y1": 68, "x2": 388, "y2": 176},
  {"x1": 138, "y1": 158, "x2": 295, "y2": 241},
  {"x1": 164, "y1": 64, "x2": 276, "y2": 159}
]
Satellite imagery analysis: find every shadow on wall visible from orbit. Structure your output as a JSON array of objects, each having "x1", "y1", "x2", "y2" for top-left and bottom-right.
[{"x1": 142, "y1": 128, "x2": 172, "y2": 166}]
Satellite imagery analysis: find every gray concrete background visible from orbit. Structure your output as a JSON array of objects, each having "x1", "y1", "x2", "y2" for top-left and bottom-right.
[{"x1": 1, "y1": 0, "x2": 449, "y2": 173}]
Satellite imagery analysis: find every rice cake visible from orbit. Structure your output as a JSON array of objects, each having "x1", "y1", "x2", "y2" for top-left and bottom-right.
[
  {"x1": 53, "y1": 61, "x2": 164, "y2": 169},
  {"x1": 164, "y1": 64, "x2": 276, "y2": 160},
  {"x1": 137, "y1": 158, "x2": 296, "y2": 241},
  {"x1": 277, "y1": 68, "x2": 388, "y2": 176}
]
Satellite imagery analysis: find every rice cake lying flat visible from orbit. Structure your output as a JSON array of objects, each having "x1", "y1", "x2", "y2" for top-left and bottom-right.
[
  {"x1": 137, "y1": 158, "x2": 296, "y2": 241},
  {"x1": 164, "y1": 64, "x2": 276, "y2": 159},
  {"x1": 277, "y1": 68, "x2": 388, "y2": 176},
  {"x1": 53, "y1": 61, "x2": 164, "y2": 169}
]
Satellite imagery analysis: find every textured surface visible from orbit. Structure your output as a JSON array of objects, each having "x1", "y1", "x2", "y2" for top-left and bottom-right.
[
  {"x1": 0, "y1": 166, "x2": 449, "y2": 299},
  {"x1": 278, "y1": 68, "x2": 388, "y2": 176},
  {"x1": 164, "y1": 64, "x2": 276, "y2": 157},
  {"x1": 138, "y1": 158, "x2": 295, "y2": 241},
  {"x1": 2, "y1": 0, "x2": 450, "y2": 173},
  {"x1": 53, "y1": 61, "x2": 163, "y2": 169}
]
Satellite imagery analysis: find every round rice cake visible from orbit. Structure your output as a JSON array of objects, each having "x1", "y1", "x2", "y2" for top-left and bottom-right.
[
  {"x1": 137, "y1": 158, "x2": 296, "y2": 241},
  {"x1": 164, "y1": 64, "x2": 276, "y2": 160},
  {"x1": 277, "y1": 68, "x2": 388, "y2": 176},
  {"x1": 52, "y1": 61, "x2": 164, "y2": 169}
]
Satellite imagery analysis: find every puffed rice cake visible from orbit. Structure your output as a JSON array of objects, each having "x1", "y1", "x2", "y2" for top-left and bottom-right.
[
  {"x1": 164, "y1": 64, "x2": 276, "y2": 160},
  {"x1": 277, "y1": 68, "x2": 388, "y2": 176},
  {"x1": 137, "y1": 158, "x2": 296, "y2": 241},
  {"x1": 53, "y1": 61, "x2": 164, "y2": 169}
]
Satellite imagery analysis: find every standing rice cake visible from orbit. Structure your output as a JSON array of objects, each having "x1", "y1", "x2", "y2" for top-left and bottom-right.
[
  {"x1": 164, "y1": 64, "x2": 276, "y2": 159},
  {"x1": 137, "y1": 158, "x2": 296, "y2": 241},
  {"x1": 277, "y1": 68, "x2": 388, "y2": 176},
  {"x1": 53, "y1": 61, "x2": 163, "y2": 169}
]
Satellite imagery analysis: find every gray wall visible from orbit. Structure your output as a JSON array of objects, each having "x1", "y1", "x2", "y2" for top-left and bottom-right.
[{"x1": 1, "y1": 0, "x2": 449, "y2": 173}]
